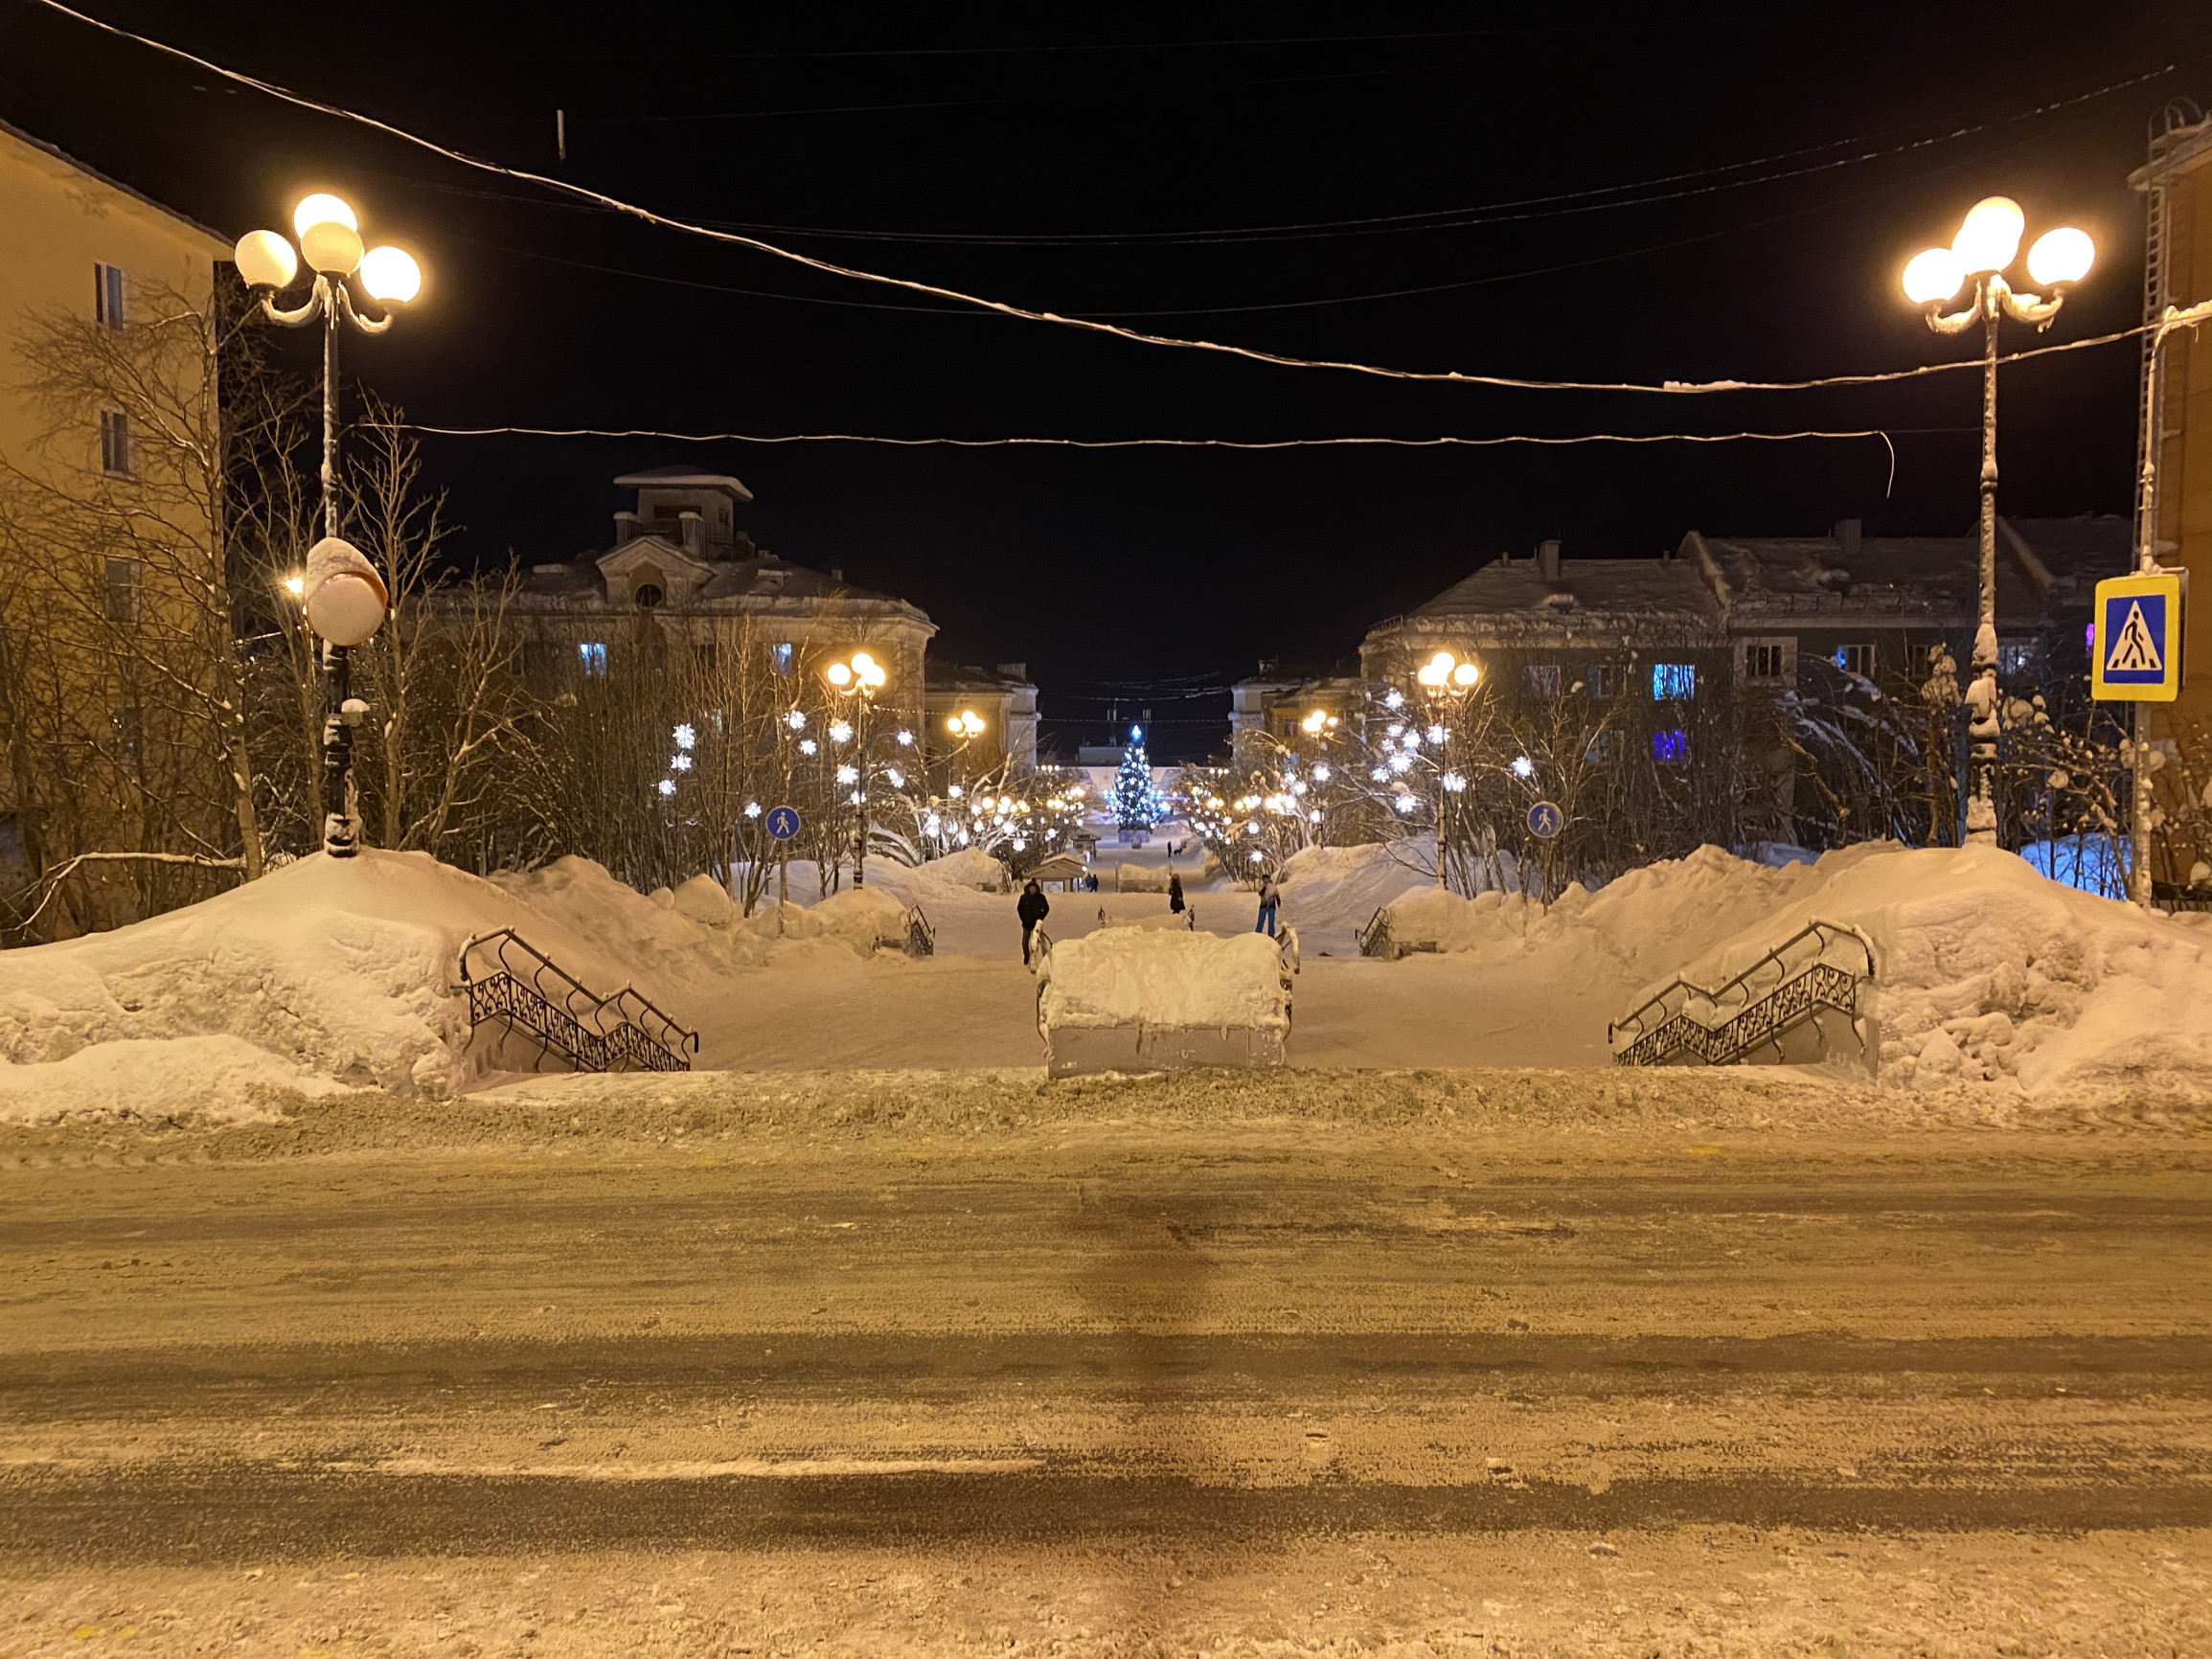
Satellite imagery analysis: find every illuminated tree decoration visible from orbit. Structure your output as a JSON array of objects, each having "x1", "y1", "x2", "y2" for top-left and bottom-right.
[{"x1": 1111, "y1": 724, "x2": 1169, "y2": 829}]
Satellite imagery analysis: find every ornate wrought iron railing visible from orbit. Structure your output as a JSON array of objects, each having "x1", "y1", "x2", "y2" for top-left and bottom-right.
[
  {"x1": 1609, "y1": 919, "x2": 1874, "y2": 1069},
  {"x1": 452, "y1": 928, "x2": 696, "y2": 1074}
]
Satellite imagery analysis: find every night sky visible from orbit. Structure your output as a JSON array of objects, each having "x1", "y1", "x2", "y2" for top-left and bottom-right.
[{"x1": 4, "y1": 3, "x2": 2206, "y2": 758}]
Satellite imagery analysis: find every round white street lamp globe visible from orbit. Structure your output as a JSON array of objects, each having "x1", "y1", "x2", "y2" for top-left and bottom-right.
[
  {"x1": 1902, "y1": 246, "x2": 1966, "y2": 306},
  {"x1": 301, "y1": 535, "x2": 389, "y2": 647},
  {"x1": 1951, "y1": 195, "x2": 2025, "y2": 276},
  {"x1": 359, "y1": 245, "x2": 422, "y2": 303},
  {"x1": 2026, "y1": 226, "x2": 2094, "y2": 288},
  {"x1": 291, "y1": 193, "x2": 357, "y2": 238},
  {"x1": 233, "y1": 229, "x2": 299, "y2": 291},
  {"x1": 301, "y1": 219, "x2": 364, "y2": 275}
]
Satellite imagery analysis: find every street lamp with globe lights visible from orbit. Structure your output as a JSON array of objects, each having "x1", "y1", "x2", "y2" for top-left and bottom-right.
[
  {"x1": 1902, "y1": 195, "x2": 2093, "y2": 845},
  {"x1": 1412, "y1": 650, "x2": 1480, "y2": 887},
  {"x1": 235, "y1": 193, "x2": 424, "y2": 856},
  {"x1": 825, "y1": 648, "x2": 890, "y2": 885}
]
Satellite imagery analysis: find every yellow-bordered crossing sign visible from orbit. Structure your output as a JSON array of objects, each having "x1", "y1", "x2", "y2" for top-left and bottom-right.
[{"x1": 2091, "y1": 571, "x2": 2185, "y2": 702}]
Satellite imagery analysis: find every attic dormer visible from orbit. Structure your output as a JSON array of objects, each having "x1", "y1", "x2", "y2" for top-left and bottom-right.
[{"x1": 609, "y1": 465, "x2": 755, "y2": 559}]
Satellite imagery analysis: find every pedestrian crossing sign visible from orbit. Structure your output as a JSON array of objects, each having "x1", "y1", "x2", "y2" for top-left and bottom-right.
[{"x1": 2091, "y1": 572, "x2": 2185, "y2": 701}]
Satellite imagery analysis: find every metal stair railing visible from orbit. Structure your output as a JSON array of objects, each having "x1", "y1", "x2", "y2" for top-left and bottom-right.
[
  {"x1": 902, "y1": 904, "x2": 936, "y2": 958},
  {"x1": 1357, "y1": 906, "x2": 1394, "y2": 958},
  {"x1": 452, "y1": 928, "x2": 697, "y2": 1074},
  {"x1": 1609, "y1": 919, "x2": 1874, "y2": 1069}
]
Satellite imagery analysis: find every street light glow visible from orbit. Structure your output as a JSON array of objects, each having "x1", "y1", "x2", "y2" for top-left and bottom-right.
[
  {"x1": 359, "y1": 245, "x2": 422, "y2": 303},
  {"x1": 1950, "y1": 195, "x2": 2024, "y2": 276},
  {"x1": 234, "y1": 230, "x2": 299, "y2": 291},
  {"x1": 1902, "y1": 246, "x2": 1965, "y2": 306},
  {"x1": 2026, "y1": 226, "x2": 2094, "y2": 287},
  {"x1": 292, "y1": 193, "x2": 357, "y2": 238}
]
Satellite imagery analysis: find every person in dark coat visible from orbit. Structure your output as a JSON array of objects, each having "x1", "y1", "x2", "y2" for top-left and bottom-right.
[
  {"x1": 1254, "y1": 874, "x2": 1281, "y2": 937},
  {"x1": 1017, "y1": 879, "x2": 1050, "y2": 965},
  {"x1": 1167, "y1": 872, "x2": 1185, "y2": 914}
]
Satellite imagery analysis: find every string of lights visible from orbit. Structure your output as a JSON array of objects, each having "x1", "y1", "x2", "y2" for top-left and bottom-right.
[{"x1": 29, "y1": 1, "x2": 2158, "y2": 399}]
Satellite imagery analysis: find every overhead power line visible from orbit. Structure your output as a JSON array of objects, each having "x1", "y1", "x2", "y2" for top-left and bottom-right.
[
  {"x1": 402, "y1": 424, "x2": 1919, "y2": 495},
  {"x1": 21, "y1": 2, "x2": 2155, "y2": 398}
]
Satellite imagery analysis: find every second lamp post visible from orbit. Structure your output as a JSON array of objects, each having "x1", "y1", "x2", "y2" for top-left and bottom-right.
[
  {"x1": 234, "y1": 193, "x2": 423, "y2": 856},
  {"x1": 1902, "y1": 195, "x2": 2093, "y2": 845}
]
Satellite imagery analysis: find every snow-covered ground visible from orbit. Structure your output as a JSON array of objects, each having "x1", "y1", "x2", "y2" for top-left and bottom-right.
[{"x1": 5, "y1": 830, "x2": 2211, "y2": 1117}]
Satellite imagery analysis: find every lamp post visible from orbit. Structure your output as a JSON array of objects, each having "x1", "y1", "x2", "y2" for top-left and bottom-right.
[
  {"x1": 2125, "y1": 295, "x2": 2212, "y2": 905},
  {"x1": 235, "y1": 193, "x2": 423, "y2": 856},
  {"x1": 826, "y1": 648, "x2": 890, "y2": 885},
  {"x1": 1902, "y1": 196, "x2": 2094, "y2": 847},
  {"x1": 1414, "y1": 648, "x2": 1481, "y2": 889}
]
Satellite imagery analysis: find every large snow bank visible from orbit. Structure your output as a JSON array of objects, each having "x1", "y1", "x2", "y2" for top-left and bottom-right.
[
  {"x1": 1038, "y1": 929, "x2": 1289, "y2": 1032},
  {"x1": 0, "y1": 851, "x2": 733, "y2": 1104},
  {"x1": 917, "y1": 848, "x2": 1011, "y2": 893},
  {"x1": 1374, "y1": 842, "x2": 2212, "y2": 1093},
  {"x1": 1277, "y1": 843, "x2": 1432, "y2": 944},
  {"x1": 0, "y1": 1034, "x2": 346, "y2": 1125}
]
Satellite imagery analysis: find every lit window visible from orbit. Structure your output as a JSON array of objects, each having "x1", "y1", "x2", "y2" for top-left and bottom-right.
[
  {"x1": 94, "y1": 262, "x2": 125, "y2": 330},
  {"x1": 99, "y1": 409, "x2": 131, "y2": 477},
  {"x1": 771, "y1": 642, "x2": 794, "y2": 676},
  {"x1": 1652, "y1": 663, "x2": 1697, "y2": 699},
  {"x1": 1745, "y1": 643, "x2": 1787, "y2": 681},
  {"x1": 1652, "y1": 728, "x2": 1688, "y2": 764},
  {"x1": 1999, "y1": 642, "x2": 2035, "y2": 677},
  {"x1": 578, "y1": 642, "x2": 607, "y2": 676},
  {"x1": 1832, "y1": 644, "x2": 1873, "y2": 679},
  {"x1": 1521, "y1": 664, "x2": 1561, "y2": 697}
]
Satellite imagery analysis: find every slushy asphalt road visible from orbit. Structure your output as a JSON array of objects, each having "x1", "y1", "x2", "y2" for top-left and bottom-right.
[{"x1": 1, "y1": 1072, "x2": 2207, "y2": 1654}]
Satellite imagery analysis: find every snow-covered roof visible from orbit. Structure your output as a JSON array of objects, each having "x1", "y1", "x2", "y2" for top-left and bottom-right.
[
  {"x1": 612, "y1": 466, "x2": 754, "y2": 502},
  {"x1": 517, "y1": 547, "x2": 927, "y2": 618},
  {"x1": 925, "y1": 662, "x2": 1036, "y2": 693},
  {"x1": 1691, "y1": 515, "x2": 2127, "y2": 627},
  {"x1": 1394, "y1": 557, "x2": 1724, "y2": 645}
]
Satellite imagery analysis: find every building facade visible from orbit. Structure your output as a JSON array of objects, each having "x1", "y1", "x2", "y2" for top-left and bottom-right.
[
  {"x1": 0, "y1": 119, "x2": 233, "y2": 923},
  {"x1": 924, "y1": 661, "x2": 1040, "y2": 771},
  {"x1": 512, "y1": 466, "x2": 938, "y2": 729}
]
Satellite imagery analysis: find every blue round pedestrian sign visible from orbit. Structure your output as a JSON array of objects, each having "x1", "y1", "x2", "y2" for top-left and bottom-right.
[
  {"x1": 1526, "y1": 801, "x2": 1563, "y2": 839},
  {"x1": 765, "y1": 805, "x2": 802, "y2": 841}
]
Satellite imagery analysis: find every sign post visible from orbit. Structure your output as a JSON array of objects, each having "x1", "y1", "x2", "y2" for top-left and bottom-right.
[
  {"x1": 2091, "y1": 572, "x2": 2187, "y2": 909},
  {"x1": 765, "y1": 805, "x2": 802, "y2": 917}
]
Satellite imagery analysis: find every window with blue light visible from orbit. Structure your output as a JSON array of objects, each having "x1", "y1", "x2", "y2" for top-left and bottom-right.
[
  {"x1": 579, "y1": 641, "x2": 607, "y2": 677},
  {"x1": 771, "y1": 642, "x2": 794, "y2": 676},
  {"x1": 1651, "y1": 663, "x2": 1696, "y2": 700},
  {"x1": 1652, "y1": 728, "x2": 1687, "y2": 764}
]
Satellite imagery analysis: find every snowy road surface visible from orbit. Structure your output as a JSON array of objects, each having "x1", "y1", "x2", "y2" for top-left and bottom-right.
[{"x1": 3, "y1": 1072, "x2": 2206, "y2": 1654}]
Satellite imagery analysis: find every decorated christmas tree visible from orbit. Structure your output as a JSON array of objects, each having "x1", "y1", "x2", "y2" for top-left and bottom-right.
[{"x1": 1111, "y1": 724, "x2": 1168, "y2": 830}]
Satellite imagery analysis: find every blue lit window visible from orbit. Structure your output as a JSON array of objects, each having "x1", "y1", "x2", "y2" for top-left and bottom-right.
[
  {"x1": 1651, "y1": 663, "x2": 1696, "y2": 699},
  {"x1": 1652, "y1": 728, "x2": 1687, "y2": 764},
  {"x1": 579, "y1": 642, "x2": 607, "y2": 677},
  {"x1": 771, "y1": 642, "x2": 794, "y2": 676}
]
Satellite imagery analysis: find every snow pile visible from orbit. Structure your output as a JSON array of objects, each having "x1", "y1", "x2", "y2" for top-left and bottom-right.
[
  {"x1": 804, "y1": 886, "x2": 914, "y2": 955},
  {"x1": 1038, "y1": 928, "x2": 1289, "y2": 1032},
  {"x1": 0, "y1": 851, "x2": 732, "y2": 1109},
  {"x1": 1276, "y1": 843, "x2": 1433, "y2": 943},
  {"x1": 915, "y1": 848, "x2": 1011, "y2": 893},
  {"x1": 0, "y1": 1034, "x2": 349, "y2": 1125},
  {"x1": 1112, "y1": 862, "x2": 1174, "y2": 893},
  {"x1": 1373, "y1": 842, "x2": 2212, "y2": 1093}
]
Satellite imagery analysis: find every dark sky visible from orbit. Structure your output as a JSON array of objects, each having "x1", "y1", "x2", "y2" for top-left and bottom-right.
[{"x1": 4, "y1": 2, "x2": 2206, "y2": 757}]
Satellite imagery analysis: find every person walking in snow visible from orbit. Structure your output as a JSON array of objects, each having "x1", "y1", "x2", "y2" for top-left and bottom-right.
[
  {"x1": 1017, "y1": 879, "x2": 1050, "y2": 966},
  {"x1": 1254, "y1": 873, "x2": 1281, "y2": 938},
  {"x1": 1167, "y1": 872, "x2": 1185, "y2": 914}
]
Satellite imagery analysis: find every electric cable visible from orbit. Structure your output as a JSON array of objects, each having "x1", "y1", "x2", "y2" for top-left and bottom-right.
[{"x1": 21, "y1": 1, "x2": 2157, "y2": 398}]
